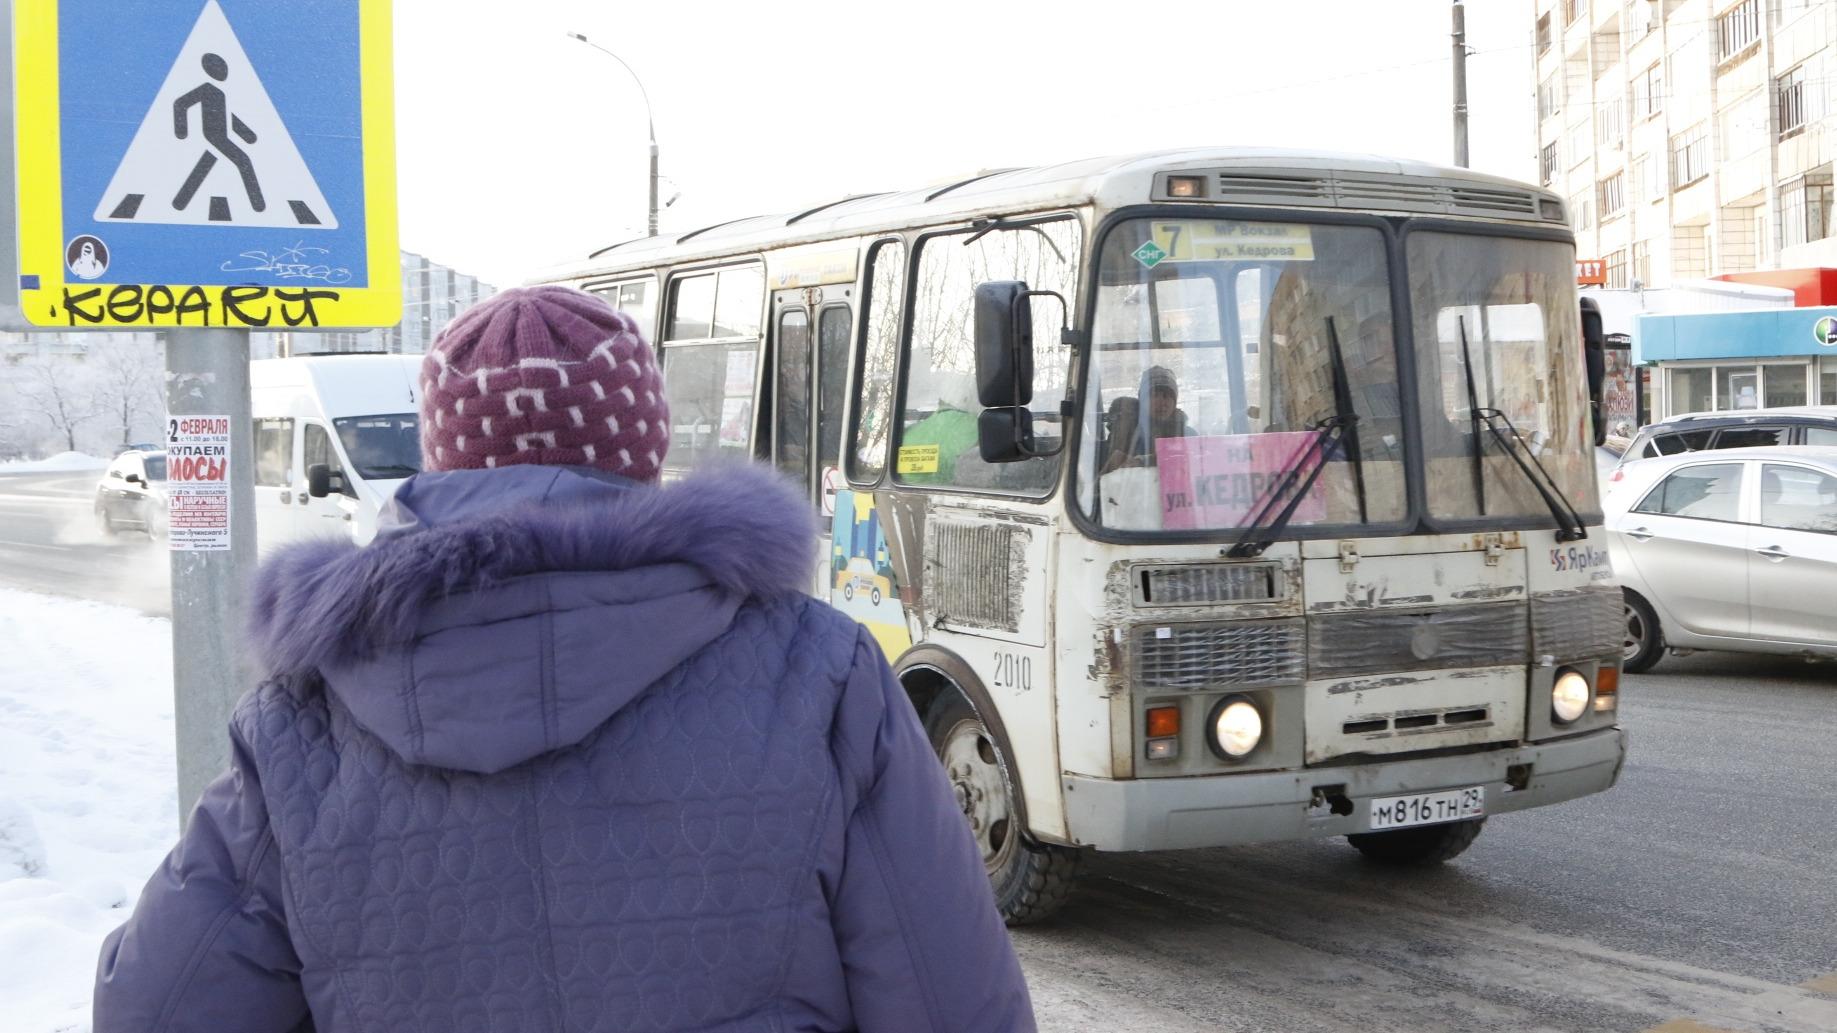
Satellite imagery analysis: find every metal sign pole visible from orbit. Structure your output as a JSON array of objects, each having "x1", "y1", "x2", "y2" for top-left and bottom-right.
[{"x1": 164, "y1": 328, "x2": 255, "y2": 821}]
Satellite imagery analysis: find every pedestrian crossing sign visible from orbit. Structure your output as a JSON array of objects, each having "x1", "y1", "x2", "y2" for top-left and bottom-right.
[{"x1": 12, "y1": 0, "x2": 399, "y2": 329}]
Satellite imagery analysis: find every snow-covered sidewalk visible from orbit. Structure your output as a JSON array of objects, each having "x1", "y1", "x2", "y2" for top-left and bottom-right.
[{"x1": 0, "y1": 588, "x2": 176, "y2": 1033}]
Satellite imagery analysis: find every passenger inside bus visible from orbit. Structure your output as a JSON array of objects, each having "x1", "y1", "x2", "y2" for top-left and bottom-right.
[
  {"x1": 1100, "y1": 365, "x2": 1195, "y2": 473},
  {"x1": 900, "y1": 368, "x2": 981, "y2": 485}
]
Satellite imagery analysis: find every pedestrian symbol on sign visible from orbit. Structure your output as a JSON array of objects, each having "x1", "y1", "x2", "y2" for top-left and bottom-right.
[{"x1": 92, "y1": 0, "x2": 337, "y2": 229}]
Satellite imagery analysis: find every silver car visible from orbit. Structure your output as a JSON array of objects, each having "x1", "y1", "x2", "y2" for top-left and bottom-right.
[{"x1": 1606, "y1": 446, "x2": 1837, "y2": 672}]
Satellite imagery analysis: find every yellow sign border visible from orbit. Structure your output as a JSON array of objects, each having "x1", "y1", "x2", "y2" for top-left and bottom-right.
[{"x1": 12, "y1": 1, "x2": 400, "y2": 330}]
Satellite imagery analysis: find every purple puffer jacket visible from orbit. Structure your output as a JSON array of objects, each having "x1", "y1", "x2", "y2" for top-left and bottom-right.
[{"x1": 94, "y1": 463, "x2": 1034, "y2": 1033}]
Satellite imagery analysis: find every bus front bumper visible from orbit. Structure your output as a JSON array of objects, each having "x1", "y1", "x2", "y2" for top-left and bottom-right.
[{"x1": 1059, "y1": 727, "x2": 1627, "y2": 852}]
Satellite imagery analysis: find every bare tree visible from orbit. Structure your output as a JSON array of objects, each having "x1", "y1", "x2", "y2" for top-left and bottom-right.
[
  {"x1": 14, "y1": 359, "x2": 101, "y2": 454},
  {"x1": 86, "y1": 337, "x2": 165, "y2": 448}
]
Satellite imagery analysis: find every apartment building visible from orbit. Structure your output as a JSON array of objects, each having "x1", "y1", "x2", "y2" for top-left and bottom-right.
[{"x1": 1533, "y1": 0, "x2": 1836, "y2": 288}]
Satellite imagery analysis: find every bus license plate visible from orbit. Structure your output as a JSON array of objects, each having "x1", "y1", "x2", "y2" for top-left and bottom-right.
[{"x1": 1368, "y1": 786, "x2": 1484, "y2": 830}]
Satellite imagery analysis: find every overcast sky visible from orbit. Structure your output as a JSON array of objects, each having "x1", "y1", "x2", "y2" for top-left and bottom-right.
[{"x1": 394, "y1": 0, "x2": 1537, "y2": 288}]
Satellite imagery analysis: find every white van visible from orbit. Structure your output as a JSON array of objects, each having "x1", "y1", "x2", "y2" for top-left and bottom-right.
[{"x1": 249, "y1": 355, "x2": 422, "y2": 550}]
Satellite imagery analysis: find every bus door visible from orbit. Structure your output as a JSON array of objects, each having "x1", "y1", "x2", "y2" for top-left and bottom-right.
[{"x1": 770, "y1": 286, "x2": 854, "y2": 593}]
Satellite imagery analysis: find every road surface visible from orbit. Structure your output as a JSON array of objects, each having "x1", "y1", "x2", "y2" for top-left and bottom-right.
[{"x1": 0, "y1": 470, "x2": 170, "y2": 615}]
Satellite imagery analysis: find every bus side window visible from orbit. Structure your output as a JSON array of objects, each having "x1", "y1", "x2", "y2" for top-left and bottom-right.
[
  {"x1": 587, "y1": 275, "x2": 657, "y2": 343},
  {"x1": 896, "y1": 220, "x2": 1079, "y2": 493},
  {"x1": 848, "y1": 239, "x2": 905, "y2": 484},
  {"x1": 816, "y1": 305, "x2": 851, "y2": 476},
  {"x1": 775, "y1": 307, "x2": 811, "y2": 485},
  {"x1": 659, "y1": 265, "x2": 765, "y2": 472}
]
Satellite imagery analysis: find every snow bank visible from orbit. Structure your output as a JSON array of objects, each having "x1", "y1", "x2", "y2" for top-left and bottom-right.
[
  {"x1": 0, "y1": 452, "x2": 110, "y2": 475},
  {"x1": 0, "y1": 588, "x2": 176, "y2": 1033}
]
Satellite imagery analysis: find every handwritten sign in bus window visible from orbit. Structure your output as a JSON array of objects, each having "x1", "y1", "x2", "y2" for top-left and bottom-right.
[
  {"x1": 1149, "y1": 221, "x2": 1316, "y2": 263},
  {"x1": 1157, "y1": 432, "x2": 1327, "y2": 530}
]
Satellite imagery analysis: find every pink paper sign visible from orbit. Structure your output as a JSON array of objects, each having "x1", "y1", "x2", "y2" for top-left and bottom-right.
[{"x1": 1157, "y1": 432, "x2": 1329, "y2": 530}]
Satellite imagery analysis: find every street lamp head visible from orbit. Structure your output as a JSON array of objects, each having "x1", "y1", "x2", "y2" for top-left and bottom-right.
[{"x1": 565, "y1": 31, "x2": 588, "y2": 42}]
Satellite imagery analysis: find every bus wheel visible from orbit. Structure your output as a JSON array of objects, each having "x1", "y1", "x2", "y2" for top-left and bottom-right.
[
  {"x1": 1347, "y1": 817, "x2": 1484, "y2": 866},
  {"x1": 1622, "y1": 590, "x2": 1664, "y2": 674},
  {"x1": 924, "y1": 689, "x2": 1080, "y2": 926}
]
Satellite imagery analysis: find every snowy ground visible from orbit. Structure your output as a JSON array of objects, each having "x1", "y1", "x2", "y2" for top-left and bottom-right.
[
  {"x1": 0, "y1": 454, "x2": 109, "y2": 476},
  {"x1": 0, "y1": 589, "x2": 176, "y2": 1033}
]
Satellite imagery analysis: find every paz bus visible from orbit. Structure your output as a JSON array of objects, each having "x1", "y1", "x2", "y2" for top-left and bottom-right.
[{"x1": 536, "y1": 148, "x2": 1626, "y2": 924}]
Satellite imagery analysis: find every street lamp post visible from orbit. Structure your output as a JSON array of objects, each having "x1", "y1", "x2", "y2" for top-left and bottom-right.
[{"x1": 565, "y1": 32, "x2": 659, "y2": 237}]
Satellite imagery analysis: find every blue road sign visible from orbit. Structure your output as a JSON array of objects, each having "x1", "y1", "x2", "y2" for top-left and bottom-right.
[{"x1": 15, "y1": 0, "x2": 398, "y2": 328}]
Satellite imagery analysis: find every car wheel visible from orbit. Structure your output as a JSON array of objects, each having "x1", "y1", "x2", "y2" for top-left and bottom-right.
[
  {"x1": 924, "y1": 688, "x2": 1080, "y2": 926},
  {"x1": 842, "y1": 581, "x2": 855, "y2": 601},
  {"x1": 1348, "y1": 818, "x2": 1485, "y2": 866},
  {"x1": 1622, "y1": 590, "x2": 1664, "y2": 674},
  {"x1": 146, "y1": 506, "x2": 168, "y2": 541},
  {"x1": 870, "y1": 586, "x2": 882, "y2": 606},
  {"x1": 94, "y1": 504, "x2": 117, "y2": 537}
]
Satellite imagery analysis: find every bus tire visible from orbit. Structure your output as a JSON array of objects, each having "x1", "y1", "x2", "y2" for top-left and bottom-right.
[
  {"x1": 1347, "y1": 817, "x2": 1484, "y2": 866},
  {"x1": 922, "y1": 688, "x2": 1080, "y2": 926},
  {"x1": 1622, "y1": 589, "x2": 1664, "y2": 674}
]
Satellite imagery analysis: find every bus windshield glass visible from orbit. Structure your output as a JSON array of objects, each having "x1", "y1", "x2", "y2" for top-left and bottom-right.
[
  {"x1": 1078, "y1": 219, "x2": 1407, "y2": 532},
  {"x1": 333, "y1": 413, "x2": 422, "y2": 481},
  {"x1": 1408, "y1": 232, "x2": 1599, "y2": 521}
]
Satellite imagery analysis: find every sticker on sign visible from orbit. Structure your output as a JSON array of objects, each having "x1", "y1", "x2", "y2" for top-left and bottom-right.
[{"x1": 165, "y1": 415, "x2": 232, "y2": 551}]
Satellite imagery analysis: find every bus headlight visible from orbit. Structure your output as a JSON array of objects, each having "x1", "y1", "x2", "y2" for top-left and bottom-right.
[
  {"x1": 1209, "y1": 697, "x2": 1263, "y2": 760},
  {"x1": 1552, "y1": 669, "x2": 1590, "y2": 724}
]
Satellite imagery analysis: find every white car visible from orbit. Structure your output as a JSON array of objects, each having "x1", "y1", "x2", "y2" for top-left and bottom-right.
[
  {"x1": 1607, "y1": 446, "x2": 1837, "y2": 672},
  {"x1": 94, "y1": 450, "x2": 167, "y2": 539}
]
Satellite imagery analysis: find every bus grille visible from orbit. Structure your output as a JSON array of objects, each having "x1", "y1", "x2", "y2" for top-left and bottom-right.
[
  {"x1": 1532, "y1": 585, "x2": 1623, "y2": 661},
  {"x1": 1309, "y1": 603, "x2": 1529, "y2": 677},
  {"x1": 1136, "y1": 563, "x2": 1279, "y2": 606},
  {"x1": 1131, "y1": 620, "x2": 1306, "y2": 689},
  {"x1": 926, "y1": 521, "x2": 1020, "y2": 632}
]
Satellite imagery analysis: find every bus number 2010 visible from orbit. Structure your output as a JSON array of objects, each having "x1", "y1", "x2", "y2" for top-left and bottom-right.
[{"x1": 992, "y1": 652, "x2": 1033, "y2": 692}]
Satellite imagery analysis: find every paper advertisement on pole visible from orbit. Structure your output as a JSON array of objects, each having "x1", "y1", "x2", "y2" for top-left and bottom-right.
[{"x1": 165, "y1": 414, "x2": 232, "y2": 550}]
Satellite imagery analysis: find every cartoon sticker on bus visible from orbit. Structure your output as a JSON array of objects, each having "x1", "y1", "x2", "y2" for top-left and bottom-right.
[{"x1": 830, "y1": 488, "x2": 911, "y2": 656}]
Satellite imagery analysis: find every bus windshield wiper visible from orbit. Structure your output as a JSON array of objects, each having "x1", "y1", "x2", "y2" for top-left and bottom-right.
[
  {"x1": 1454, "y1": 316, "x2": 1586, "y2": 541},
  {"x1": 1324, "y1": 317, "x2": 1368, "y2": 524},
  {"x1": 1225, "y1": 316, "x2": 1367, "y2": 558},
  {"x1": 1473, "y1": 407, "x2": 1589, "y2": 541},
  {"x1": 1457, "y1": 315, "x2": 1487, "y2": 514},
  {"x1": 1225, "y1": 413, "x2": 1356, "y2": 558}
]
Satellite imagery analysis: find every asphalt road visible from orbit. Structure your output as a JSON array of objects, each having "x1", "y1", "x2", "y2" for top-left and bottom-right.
[
  {"x1": 1, "y1": 468, "x2": 1832, "y2": 1032},
  {"x1": 0, "y1": 470, "x2": 171, "y2": 615},
  {"x1": 1013, "y1": 652, "x2": 1837, "y2": 1033}
]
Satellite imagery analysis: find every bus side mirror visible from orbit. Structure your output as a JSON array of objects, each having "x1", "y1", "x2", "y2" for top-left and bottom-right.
[
  {"x1": 307, "y1": 463, "x2": 333, "y2": 498},
  {"x1": 974, "y1": 281, "x2": 1033, "y2": 408},
  {"x1": 1580, "y1": 296, "x2": 1607, "y2": 447},
  {"x1": 974, "y1": 280, "x2": 1070, "y2": 463},
  {"x1": 978, "y1": 407, "x2": 1034, "y2": 463}
]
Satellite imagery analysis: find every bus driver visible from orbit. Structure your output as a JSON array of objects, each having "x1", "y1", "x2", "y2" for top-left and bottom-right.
[{"x1": 1101, "y1": 365, "x2": 1194, "y2": 474}]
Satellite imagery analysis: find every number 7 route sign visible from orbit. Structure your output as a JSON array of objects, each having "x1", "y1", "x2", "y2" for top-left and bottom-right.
[{"x1": 12, "y1": 0, "x2": 398, "y2": 330}]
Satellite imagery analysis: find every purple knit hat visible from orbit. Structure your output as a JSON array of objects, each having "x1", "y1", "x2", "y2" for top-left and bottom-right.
[{"x1": 419, "y1": 286, "x2": 670, "y2": 482}]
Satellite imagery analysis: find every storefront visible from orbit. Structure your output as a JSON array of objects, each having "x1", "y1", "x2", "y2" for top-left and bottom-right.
[{"x1": 1632, "y1": 306, "x2": 1837, "y2": 420}]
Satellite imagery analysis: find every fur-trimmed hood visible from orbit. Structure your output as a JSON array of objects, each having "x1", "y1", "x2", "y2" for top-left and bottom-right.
[{"x1": 248, "y1": 463, "x2": 817, "y2": 773}]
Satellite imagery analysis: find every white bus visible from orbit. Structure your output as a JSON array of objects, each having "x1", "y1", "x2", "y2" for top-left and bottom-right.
[{"x1": 537, "y1": 148, "x2": 1626, "y2": 923}]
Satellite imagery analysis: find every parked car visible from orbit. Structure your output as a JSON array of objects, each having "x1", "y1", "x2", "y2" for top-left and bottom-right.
[
  {"x1": 1611, "y1": 406, "x2": 1837, "y2": 473},
  {"x1": 1607, "y1": 446, "x2": 1837, "y2": 672},
  {"x1": 94, "y1": 449, "x2": 167, "y2": 538}
]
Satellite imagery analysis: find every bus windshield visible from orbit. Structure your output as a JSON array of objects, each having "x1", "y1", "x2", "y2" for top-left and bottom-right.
[
  {"x1": 1078, "y1": 218, "x2": 1407, "y2": 532},
  {"x1": 1408, "y1": 231, "x2": 1599, "y2": 521},
  {"x1": 1077, "y1": 218, "x2": 1598, "y2": 534},
  {"x1": 333, "y1": 413, "x2": 422, "y2": 481}
]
